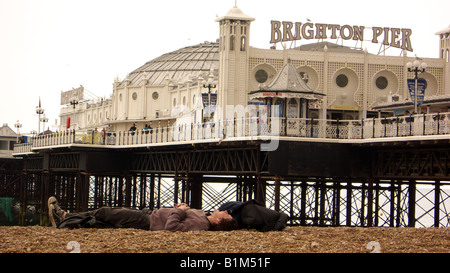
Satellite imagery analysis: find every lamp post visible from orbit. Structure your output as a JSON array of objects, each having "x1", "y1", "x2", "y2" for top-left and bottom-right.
[
  {"x1": 202, "y1": 69, "x2": 217, "y2": 119},
  {"x1": 36, "y1": 98, "x2": 44, "y2": 135},
  {"x1": 14, "y1": 120, "x2": 22, "y2": 143},
  {"x1": 40, "y1": 114, "x2": 49, "y2": 133},
  {"x1": 406, "y1": 58, "x2": 427, "y2": 114},
  {"x1": 70, "y1": 99, "x2": 79, "y2": 109}
]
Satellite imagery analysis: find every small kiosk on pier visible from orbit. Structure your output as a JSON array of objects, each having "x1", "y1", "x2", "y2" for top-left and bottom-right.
[{"x1": 248, "y1": 60, "x2": 326, "y2": 120}]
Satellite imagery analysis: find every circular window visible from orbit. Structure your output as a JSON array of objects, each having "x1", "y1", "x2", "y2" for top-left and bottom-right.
[
  {"x1": 336, "y1": 74, "x2": 348, "y2": 88},
  {"x1": 152, "y1": 92, "x2": 159, "y2": 100},
  {"x1": 255, "y1": 69, "x2": 268, "y2": 83},
  {"x1": 132, "y1": 92, "x2": 137, "y2": 100},
  {"x1": 376, "y1": 76, "x2": 388, "y2": 90}
]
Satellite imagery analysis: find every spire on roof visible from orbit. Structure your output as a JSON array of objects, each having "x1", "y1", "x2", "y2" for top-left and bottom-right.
[{"x1": 216, "y1": 4, "x2": 255, "y2": 22}]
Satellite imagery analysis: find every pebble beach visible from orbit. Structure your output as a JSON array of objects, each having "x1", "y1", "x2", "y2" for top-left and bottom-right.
[{"x1": 1, "y1": 225, "x2": 449, "y2": 253}]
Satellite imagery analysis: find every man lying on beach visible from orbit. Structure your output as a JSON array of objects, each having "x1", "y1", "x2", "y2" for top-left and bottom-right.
[{"x1": 48, "y1": 197, "x2": 239, "y2": 232}]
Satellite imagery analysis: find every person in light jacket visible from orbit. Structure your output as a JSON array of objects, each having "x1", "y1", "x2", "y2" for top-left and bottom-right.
[{"x1": 48, "y1": 197, "x2": 239, "y2": 232}]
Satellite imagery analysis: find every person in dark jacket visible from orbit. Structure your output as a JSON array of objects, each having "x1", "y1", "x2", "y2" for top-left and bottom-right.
[{"x1": 218, "y1": 199, "x2": 288, "y2": 232}]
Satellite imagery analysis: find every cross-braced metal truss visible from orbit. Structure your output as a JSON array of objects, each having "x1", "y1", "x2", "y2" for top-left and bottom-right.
[
  {"x1": 265, "y1": 180, "x2": 341, "y2": 226},
  {"x1": 9, "y1": 141, "x2": 450, "y2": 228},
  {"x1": 87, "y1": 175, "x2": 249, "y2": 213},
  {"x1": 130, "y1": 146, "x2": 268, "y2": 175},
  {"x1": 373, "y1": 148, "x2": 450, "y2": 179},
  {"x1": 414, "y1": 185, "x2": 450, "y2": 227},
  {"x1": 438, "y1": 188, "x2": 450, "y2": 226},
  {"x1": 264, "y1": 179, "x2": 424, "y2": 227},
  {"x1": 87, "y1": 174, "x2": 181, "y2": 210}
]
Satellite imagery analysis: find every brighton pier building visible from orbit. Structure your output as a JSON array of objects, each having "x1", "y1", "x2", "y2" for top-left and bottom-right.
[
  {"x1": 58, "y1": 6, "x2": 450, "y2": 134},
  {"x1": 7, "y1": 5, "x2": 450, "y2": 228}
]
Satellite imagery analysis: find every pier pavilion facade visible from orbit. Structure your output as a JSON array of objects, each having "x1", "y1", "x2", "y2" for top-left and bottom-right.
[
  {"x1": 58, "y1": 6, "x2": 450, "y2": 134},
  {"x1": 6, "y1": 5, "x2": 450, "y2": 228}
]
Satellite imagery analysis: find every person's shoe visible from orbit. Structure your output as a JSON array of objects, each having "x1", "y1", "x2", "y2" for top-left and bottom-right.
[{"x1": 48, "y1": 196, "x2": 65, "y2": 228}]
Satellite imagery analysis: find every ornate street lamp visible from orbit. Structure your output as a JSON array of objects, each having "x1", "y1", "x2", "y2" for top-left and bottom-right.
[
  {"x1": 40, "y1": 114, "x2": 49, "y2": 132},
  {"x1": 406, "y1": 58, "x2": 427, "y2": 113},
  {"x1": 202, "y1": 69, "x2": 217, "y2": 119},
  {"x1": 70, "y1": 99, "x2": 79, "y2": 109},
  {"x1": 36, "y1": 97, "x2": 45, "y2": 134},
  {"x1": 14, "y1": 120, "x2": 22, "y2": 143}
]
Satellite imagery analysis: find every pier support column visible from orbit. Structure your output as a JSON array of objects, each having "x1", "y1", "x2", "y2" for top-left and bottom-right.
[
  {"x1": 256, "y1": 149, "x2": 266, "y2": 205},
  {"x1": 255, "y1": 174, "x2": 266, "y2": 205},
  {"x1": 76, "y1": 172, "x2": 90, "y2": 212},
  {"x1": 124, "y1": 173, "x2": 132, "y2": 207},
  {"x1": 434, "y1": 180, "x2": 440, "y2": 227},
  {"x1": 187, "y1": 174, "x2": 203, "y2": 209},
  {"x1": 367, "y1": 178, "x2": 374, "y2": 227},
  {"x1": 19, "y1": 171, "x2": 27, "y2": 226},
  {"x1": 149, "y1": 173, "x2": 155, "y2": 210},
  {"x1": 40, "y1": 170, "x2": 50, "y2": 226},
  {"x1": 408, "y1": 179, "x2": 416, "y2": 227},
  {"x1": 274, "y1": 176, "x2": 281, "y2": 212}
]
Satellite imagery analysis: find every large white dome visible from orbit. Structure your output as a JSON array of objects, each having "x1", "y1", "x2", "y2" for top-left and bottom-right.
[{"x1": 117, "y1": 41, "x2": 219, "y2": 87}]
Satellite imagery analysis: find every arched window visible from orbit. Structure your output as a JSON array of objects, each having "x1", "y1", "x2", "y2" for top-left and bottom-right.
[
  {"x1": 240, "y1": 36, "x2": 246, "y2": 51},
  {"x1": 230, "y1": 35, "x2": 235, "y2": 51}
]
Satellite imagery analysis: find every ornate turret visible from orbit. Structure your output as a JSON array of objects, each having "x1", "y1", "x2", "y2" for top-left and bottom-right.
[
  {"x1": 436, "y1": 25, "x2": 450, "y2": 94},
  {"x1": 216, "y1": 5, "x2": 255, "y2": 119}
]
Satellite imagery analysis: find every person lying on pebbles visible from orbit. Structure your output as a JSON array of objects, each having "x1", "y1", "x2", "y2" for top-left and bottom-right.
[{"x1": 48, "y1": 196, "x2": 239, "y2": 232}]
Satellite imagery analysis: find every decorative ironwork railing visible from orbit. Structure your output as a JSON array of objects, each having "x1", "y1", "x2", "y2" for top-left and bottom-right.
[{"x1": 13, "y1": 112, "x2": 450, "y2": 154}]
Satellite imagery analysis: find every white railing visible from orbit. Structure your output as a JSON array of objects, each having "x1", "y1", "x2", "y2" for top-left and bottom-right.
[
  {"x1": 31, "y1": 129, "x2": 77, "y2": 148},
  {"x1": 13, "y1": 112, "x2": 450, "y2": 154},
  {"x1": 12, "y1": 143, "x2": 33, "y2": 154}
]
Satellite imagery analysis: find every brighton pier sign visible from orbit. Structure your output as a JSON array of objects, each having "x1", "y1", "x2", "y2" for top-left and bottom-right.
[{"x1": 270, "y1": 21, "x2": 413, "y2": 51}]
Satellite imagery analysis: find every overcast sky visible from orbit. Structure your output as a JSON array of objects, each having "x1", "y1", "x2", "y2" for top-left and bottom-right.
[{"x1": 1, "y1": 0, "x2": 449, "y2": 134}]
